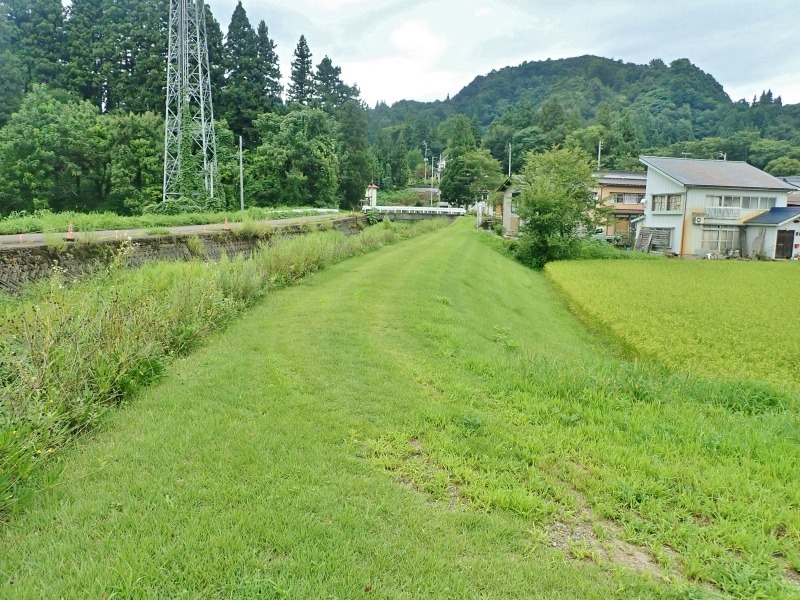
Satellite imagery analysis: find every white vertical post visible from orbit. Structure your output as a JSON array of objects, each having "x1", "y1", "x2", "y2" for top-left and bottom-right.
[
  {"x1": 429, "y1": 158, "x2": 435, "y2": 206},
  {"x1": 239, "y1": 135, "x2": 244, "y2": 211},
  {"x1": 597, "y1": 140, "x2": 603, "y2": 169}
]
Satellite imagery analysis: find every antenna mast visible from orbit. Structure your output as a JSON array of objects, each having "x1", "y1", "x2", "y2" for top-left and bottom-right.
[{"x1": 163, "y1": 0, "x2": 217, "y2": 201}]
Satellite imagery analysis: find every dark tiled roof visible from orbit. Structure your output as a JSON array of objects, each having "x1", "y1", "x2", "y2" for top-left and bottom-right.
[
  {"x1": 640, "y1": 156, "x2": 796, "y2": 191},
  {"x1": 782, "y1": 176, "x2": 800, "y2": 189},
  {"x1": 744, "y1": 206, "x2": 800, "y2": 225},
  {"x1": 597, "y1": 177, "x2": 646, "y2": 187},
  {"x1": 608, "y1": 205, "x2": 645, "y2": 215}
]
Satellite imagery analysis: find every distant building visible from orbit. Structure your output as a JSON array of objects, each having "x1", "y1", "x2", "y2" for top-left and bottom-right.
[
  {"x1": 592, "y1": 170, "x2": 646, "y2": 242},
  {"x1": 781, "y1": 177, "x2": 800, "y2": 206},
  {"x1": 636, "y1": 156, "x2": 799, "y2": 258},
  {"x1": 498, "y1": 176, "x2": 525, "y2": 236}
]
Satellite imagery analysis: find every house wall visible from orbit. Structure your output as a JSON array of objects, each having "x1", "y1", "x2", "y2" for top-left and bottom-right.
[
  {"x1": 748, "y1": 223, "x2": 800, "y2": 259},
  {"x1": 643, "y1": 170, "x2": 686, "y2": 253},
  {"x1": 683, "y1": 188, "x2": 789, "y2": 256},
  {"x1": 644, "y1": 167, "x2": 793, "y2": 256},
  {"x1": 502, "y1": 189, "x2": 519, "y2": 236},
  {"x1": 596, "y1": 183, "x2": 645, "y2": 237}
]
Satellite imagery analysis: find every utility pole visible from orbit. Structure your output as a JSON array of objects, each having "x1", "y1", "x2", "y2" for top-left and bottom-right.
[
  {"x1": 239, "y1": 135, "x2": 244, "y2": 211},
  {"x1": 162, "y1": 0, "x2": 217, "y2": 202},
  {"x1": 508, "y1": 141, "x2": 512, "y2": 176},
  {"x1": 430, "y1": 157, "x2": 436, "y2": 206},
  {"x1": 597, "y1": 140, "x2": 603, "y2": 169}
]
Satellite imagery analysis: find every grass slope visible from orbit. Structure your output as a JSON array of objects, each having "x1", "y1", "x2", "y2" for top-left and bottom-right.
[{"x1": 1, "y1": 221, "x2": 797, "y2": 598}]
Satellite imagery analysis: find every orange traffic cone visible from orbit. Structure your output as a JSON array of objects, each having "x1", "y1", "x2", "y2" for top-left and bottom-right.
[
  {"x1": 223, "y1": 217, "x2": 230, "y2": 231},
  {"x1": 66, "y1": 222, "x2": 75, "y2": 241}
]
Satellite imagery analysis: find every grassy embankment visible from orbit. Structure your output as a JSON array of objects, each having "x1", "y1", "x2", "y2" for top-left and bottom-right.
[
  {"x1": 1, "y1": 221, "x2": 799, "y2": 598},
  {"x1": 0, "y1": 206, "x2": 342, "y2": 235},
  {"x1": 0, "y1": 218, "x2": 446, "y2": 519}
]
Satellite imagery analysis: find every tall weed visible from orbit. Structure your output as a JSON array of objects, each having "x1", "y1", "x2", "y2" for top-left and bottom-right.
[{"x1": 0, "y1": 217, "x2": 452, "y2": 517}]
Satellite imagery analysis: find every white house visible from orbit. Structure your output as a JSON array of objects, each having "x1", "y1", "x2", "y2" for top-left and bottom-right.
[{"x1": 637, "y1": 156, "x2": 800, "y2": 258}]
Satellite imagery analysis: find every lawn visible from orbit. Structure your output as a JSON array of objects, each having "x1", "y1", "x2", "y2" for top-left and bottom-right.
[
  {"x1": 1, "y1": 221, "x2": 798, "y2": 598},
  {"x1": 544, "y1": 259, "x2": 800, "y2": 391}
]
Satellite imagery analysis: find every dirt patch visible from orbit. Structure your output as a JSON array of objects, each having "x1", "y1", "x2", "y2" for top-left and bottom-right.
[
  {"x1": 785, "y1": 566, "x2": 800, "y2": 587},
  {"x1": 545, "y1": 509, "x2": 673, "y2": 581}
]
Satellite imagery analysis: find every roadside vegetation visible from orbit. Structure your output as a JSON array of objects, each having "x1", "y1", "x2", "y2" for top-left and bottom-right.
[
  {"x1": 545, "y1": 259, "x2": 800, "y2": 390},
  {"x1": 0, "y1": 207, "x2": 342, "y2": 236},
  {"x1": 1, "y1": 220, "x2": 798, "y2": 598},
  {"x1": 0, "y1": 217, "x2": 447, "y2": 520}
]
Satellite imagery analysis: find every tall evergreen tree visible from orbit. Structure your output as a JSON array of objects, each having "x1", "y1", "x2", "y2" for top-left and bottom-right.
[
  {"x1": 255, "y1": 20, "x2": 282, "y2": 112},
  {"x1": 219, "y1": 1, "x2": 263, "y2": 146},
  {"x1": 64, "y1": 0, "x2": 108, "y2": 110},
  {"x1": 113, "y1": 0, "x2": 169, "y2": 113},
  {"x1": 287, "y1": 35, "x2": 313, "y2": 106},
  {"x1": 0, "y1": 13, "x2": 25, "y2": 125},
  {"x1": 4, "y1": 0, "x2": 66, "y2": 93},
  {"x1": 336, "y1": 99, "x2": 372, "y2": 208},
  {"x1": 313, "y1": 56, "x2": 357, "y2": 113},
  {"x1": 204, "y1": 3, "x2": 226, "y2": 104}
]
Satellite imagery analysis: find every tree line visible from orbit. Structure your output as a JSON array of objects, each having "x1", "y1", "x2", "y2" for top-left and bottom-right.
[
  {"x1": 0, "y1": 0, "x2": 373, "y2": 215},
  {"x1": 2, "y1": 3, "x2": 800, "y2": 217},
  {"x1": 371, "y1": 56, "x2": 800, "y2": 209}
]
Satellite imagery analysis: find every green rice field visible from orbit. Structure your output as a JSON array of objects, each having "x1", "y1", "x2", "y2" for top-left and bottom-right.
[{"x1": 545, "y1": 260, "x2": 800, "y2": 392}]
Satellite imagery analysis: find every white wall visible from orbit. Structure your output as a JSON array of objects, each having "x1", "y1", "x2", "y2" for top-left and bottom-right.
[
  {"x1": 740, "y1": 223, "x2": 800, "y2": 259},
  {"x1": 683, "y1": 188, "x2": 790, "y2": 256},
  {"x1": 643, "y1": 169, "x2": 685, "y2": 253},
  {"x1": 644, "y1": 169, "x2": 685, "y2": 196}
]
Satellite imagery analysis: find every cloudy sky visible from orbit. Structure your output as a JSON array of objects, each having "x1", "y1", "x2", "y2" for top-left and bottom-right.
[{"x1": 206, "y1": 0, "x2": 799, "y2": 107}]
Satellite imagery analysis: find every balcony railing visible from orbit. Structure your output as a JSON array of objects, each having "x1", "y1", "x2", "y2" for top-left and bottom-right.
[{"x1": 704, "y1": 206, "x2": 741, "y2": 220}]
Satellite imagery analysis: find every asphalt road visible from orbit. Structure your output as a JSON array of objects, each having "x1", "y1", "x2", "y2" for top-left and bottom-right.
[{"x1": 0, "y1": 212, "x2": 346, "y2": 248}]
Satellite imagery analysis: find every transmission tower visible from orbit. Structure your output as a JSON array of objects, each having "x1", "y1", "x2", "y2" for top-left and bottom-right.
[{"x1": 162, "y1": 0, "x2": 217, "y2": 201}]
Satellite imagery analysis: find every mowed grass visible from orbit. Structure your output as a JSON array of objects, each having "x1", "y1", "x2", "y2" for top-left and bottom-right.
[
  {"x1": 544, "y1": 260, "x2": 800, "y2": 391},
  {"x1": 1, "y1": 221, "x2": 798, "y2": 598}
]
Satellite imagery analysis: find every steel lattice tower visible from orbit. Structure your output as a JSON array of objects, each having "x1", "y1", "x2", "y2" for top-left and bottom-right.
[{"x1": 162, "y1": 0, "x2": 217, "y2": 201}]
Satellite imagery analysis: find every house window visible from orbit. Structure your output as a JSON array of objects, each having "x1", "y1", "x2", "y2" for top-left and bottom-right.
[
  {"x1": 701, "y1": 226, "x2": 739, "y2": 251},
  {"x1": 609, "y1": 193, "x2": 643, "y2": 204},
  {"x1": 652, "y1": 194, "x2": 682, "y2": 212},
  {"x1": 713, "y1": 195, "x2": 778, "y2": 210}
]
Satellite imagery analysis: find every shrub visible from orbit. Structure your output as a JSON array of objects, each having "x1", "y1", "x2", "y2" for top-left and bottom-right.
[
  {"x1": 186, "y1": 235, "x2": 206, "y2": 257},
  {"x1": 143, "y1": 197, "x2": 206, "y2": 215}
]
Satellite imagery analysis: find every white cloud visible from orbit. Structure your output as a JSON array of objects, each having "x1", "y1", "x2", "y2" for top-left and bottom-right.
[
  {"x1": 342, "y1": 55, "x2": 471, "y2": 106},
  {"x1": 303, "y1": 0, "x2": 369, "y2": 9},
  {"x1": 475, "y1": 6, "x2": 492, "y2": 17},
  {"x1": 389, "y1": 19, "x2": 448, "y2": 63}
]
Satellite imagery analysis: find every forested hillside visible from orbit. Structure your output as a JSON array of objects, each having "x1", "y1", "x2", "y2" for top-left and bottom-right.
[
  {"x1": 0, "y1": 0, "x2": 371, "y2": 215},
  {"x1": 1, "y1": 0, "x2": 799, "y2": 216},
  {"x1": 370, "y1": 55, "x2": 800, "y2": 177}
]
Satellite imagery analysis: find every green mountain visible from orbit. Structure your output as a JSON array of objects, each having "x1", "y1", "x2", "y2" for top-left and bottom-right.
[{"x1": 368, "y1": 55, "x2": 800, "y2": 175}]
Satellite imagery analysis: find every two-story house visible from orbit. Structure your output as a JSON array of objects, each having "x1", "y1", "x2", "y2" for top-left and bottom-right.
[
  {"x1": 593, "y1": 170, "x2": 646, "y2": 242},
  {"x1": 636, "y1": 156, "x2": 800, "y2": 258}
]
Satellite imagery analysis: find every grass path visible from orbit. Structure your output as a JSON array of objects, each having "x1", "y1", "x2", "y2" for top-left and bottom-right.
[
  {"x1": 0, "y1": 221, "x2": 657, "y2": 598},
  {"x1": 1, "y1": 221, "x2": 796, "y2": 598}
]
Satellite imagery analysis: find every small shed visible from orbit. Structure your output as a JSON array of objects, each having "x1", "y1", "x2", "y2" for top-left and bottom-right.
[{"x1": 744, "y1": 206, "x2": 800, "y2": 259}]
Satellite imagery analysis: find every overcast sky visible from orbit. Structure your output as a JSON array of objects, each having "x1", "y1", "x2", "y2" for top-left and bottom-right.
[{"x1": 205, "y1": 0, "x2": 799, "y2": 107}]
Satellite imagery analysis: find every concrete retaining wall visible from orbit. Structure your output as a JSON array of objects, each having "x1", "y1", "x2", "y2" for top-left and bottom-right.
[{"x1": 0, "y1": 216, "x2": 365, "y2": 295}]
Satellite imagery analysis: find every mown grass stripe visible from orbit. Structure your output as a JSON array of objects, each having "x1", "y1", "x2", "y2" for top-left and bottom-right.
[{"x1": 3, "y1": 221, "x2": 798, "y2": 598}]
